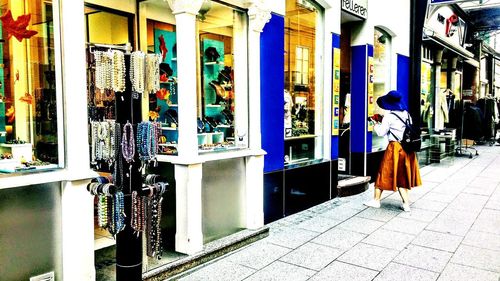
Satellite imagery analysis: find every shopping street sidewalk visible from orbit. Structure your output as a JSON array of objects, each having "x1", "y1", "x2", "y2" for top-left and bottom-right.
[{"x1": 171, "y1": 145, "x2": 500, "y2": 281}]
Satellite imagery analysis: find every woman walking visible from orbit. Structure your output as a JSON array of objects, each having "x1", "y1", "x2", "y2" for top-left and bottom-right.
[{"x1": 365, "y1": 90, "x2": 422, "y2": 212}]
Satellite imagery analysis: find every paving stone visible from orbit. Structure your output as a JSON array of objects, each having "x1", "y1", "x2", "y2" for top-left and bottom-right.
[
  {"x1": 470, "y1": 209, "x2": 500, "y2": 235},
  {"x1": 447, "y1": 193, "x2": 489, "y2": 212},
  {"x1": 421, "y1": 192, "x2": 457, "y2": 203},
  {"x1": 362, "y1": 228, "x2": 416, "y2": 251},
  {"x1": 373, "y1": 262, "x2": 439, "y2": 281},
  {"x1": 411, "y1": 230, "x2": 462, "y2": 252},
  {"x1": 397, "y1": 208, "x2": 439, "y2": 223},
  {"x1": 311, "y1": 227, "x2": 366, "y2": 250},
  {"x1": 356, "y1": 207, "x2": 400, "y2": 222},
  {"x1": 383, "y1": 217, "x2": 428, "y2": 235},
  {"x1": 319, "y1": 205, "x2": 363, "y2": 221},
  {"x1": 295, "y1": 216, "x2": 342, "y2": 233},
  {"x1": 266, "y1": 227, "x2": 319, "y2": 249},
  {"x1": 411, "y1": 199, "x2": 448, "y2": 212},
  {"x1": 437, "y1": 263, "x2": 500, "y2": 281},
  {"x1": 450, "y1": 245, "x2": 500, "y2": 272},
  {"x1": 244, "y1": 261, "x2": 315, "y2": 281},
  {"x1": 338, "y1": 243, "x2": 399, "y2": 271},
  {"x1": 178, "y1": 261, "x2": 255, "y2": 281},
  {"x1": 462, "y1": 230, "x2": 500, "y2": 252},
  {"x1": 337, "y1": 216, "x2": 384, "y2": 234},
  {"x1": 225, "y1": 242, "x2": 291, "y2": 270},
  {"x1": 425, "y1": 217, "x2": 473, "y2": 236},
  {"x1": 279, "y1": 242, "x2": 343, "y2": 271},
  {"x1": 309, "y1": 261, "x2": 378, "y2": 281},
  {"x1": 394, "y1": 244, "x2": 452, "y2": 272}
]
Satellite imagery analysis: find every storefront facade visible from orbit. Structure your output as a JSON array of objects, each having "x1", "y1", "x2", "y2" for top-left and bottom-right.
[{"x1": 261, "y1": 0, "x2": 412, "y2": 223}]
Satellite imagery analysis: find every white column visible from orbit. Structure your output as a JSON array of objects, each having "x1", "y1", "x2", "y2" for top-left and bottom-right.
[
  {"x1": 244, "y1": 155, "x2": 264, "y2": 229},
  {"x1": 246, "y1": 1, "x2": 271, "y2": 150},
  {"x1": 167, "y1": 0, "x2": 203, "y2": 160},
  {"x1": 174, "y1": 163, "x2": 204, "y2": 254},
  {"x1": 62, "y1": 181, "x2": 95, "y2": 281}
]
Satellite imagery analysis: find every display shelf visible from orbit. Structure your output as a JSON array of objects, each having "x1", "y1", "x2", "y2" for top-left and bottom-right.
[
  {"x1": 206, "y1": 104, "x2": 222, "y2": 108},
  {"x1": 161, "y1": 127, "x2": 178, "y2": 131},
  {"x1": 171, "y1": 58, "x2": 177, "y2": 61},
  {"x1": 204, "y1": 61, "x2": 224, "y2": 66},
  {"x1": 285, "y1": 134, "x2": 317, "y2": 140},
  {"x1": 168, "y1": 104, "x2": 178, "y2": 107}
]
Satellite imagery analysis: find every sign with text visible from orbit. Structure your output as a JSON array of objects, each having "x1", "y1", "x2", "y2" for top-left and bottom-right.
[
  {"x1": 367, "y1": 56, "x2": 374, "y2": 132},
  {"x1": 332, "y1": 48, "x2": 341, "y2": 136},
  {"x1": 341, "y1": 0, "x2": 367, "y2": 19}
]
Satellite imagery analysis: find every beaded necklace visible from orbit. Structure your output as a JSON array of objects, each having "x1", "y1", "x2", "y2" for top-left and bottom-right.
[
  {"x1": 111, "y1": 50, "x2": 126, "y2": 93},
  {"x1": 131, "y1": 191, "x2": 145, "y2": 234},
  {"x1": 121, "y1": 121, "x2": 135, "y2": 164},
  {"x1": 97, "y1": 194, "x2": 108, "y2": 228},
  {"x1": 146, "y1": 54, "x2": 161, "y2": 95},
  {"x1": 130, "y1": 51, "x2": 145, "y2": 94}
]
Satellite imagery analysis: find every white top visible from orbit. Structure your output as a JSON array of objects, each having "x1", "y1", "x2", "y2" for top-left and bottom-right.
[{"x1": 374, "y1": 110, "x2": 412, "y2": 143}]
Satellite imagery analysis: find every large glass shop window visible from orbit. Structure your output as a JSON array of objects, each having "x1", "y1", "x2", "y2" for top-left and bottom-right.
[
  {"x1": 284, "y1": 0, "x2": 323, "y2": 165},
  {"x1": 372, "y1": 28, "x2": 391, "y2": 151},
  {"x1": 0, "y1": 0, "x2": 61, "y2": 174},
  {"x1": 196, "y1": 2, "x2": 245, "y2": 153}
]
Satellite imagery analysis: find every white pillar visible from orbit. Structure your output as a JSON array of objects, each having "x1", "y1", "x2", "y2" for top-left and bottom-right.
[
  {"x1": 62, "y1": 181, "x2": 95, "y2": 281},
  {"x1": 246, "y1": 1, "x2": 271, "y2": 150},
  {"x1": 174, "y1": 163, "x2": 204, "y2": 254},
  {"x1": 167, "y1": 0, "x2": 203, "y2": 160},
  {"x1": 244, "y1": 155, "x2": 264, "y2": 229}
]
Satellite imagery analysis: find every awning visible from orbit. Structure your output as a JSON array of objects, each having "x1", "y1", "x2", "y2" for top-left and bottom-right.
[{"x1": 423, "y1": 25, "x2": 479, "y2": 67}]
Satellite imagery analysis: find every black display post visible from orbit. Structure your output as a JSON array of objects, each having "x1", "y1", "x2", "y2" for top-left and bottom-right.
[
  {"x1": 409, "y1": 0, "x2": 427, "y2": 127},
  {"x1": 115, "y1": 55, "x2": 143, "y2": 281}
]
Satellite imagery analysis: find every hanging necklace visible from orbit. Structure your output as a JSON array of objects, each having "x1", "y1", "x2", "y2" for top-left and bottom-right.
[
  {"x1": 111, "y1": 50, "x2": 126, "y2": 92},
  {"x1": 121, "y1": 121, "x2": 135, "y2": 164},
  {"x1": 146, "y1": 54, "x2": 161, "y2": 95},
  {"x1": 130, "y1": 51, "x2": 145, "y2": 94}
]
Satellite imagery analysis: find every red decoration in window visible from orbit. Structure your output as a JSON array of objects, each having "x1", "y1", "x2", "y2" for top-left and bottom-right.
[
  {"x1": 0, "y1": 10, "x2": 38, "y2": 42},
  {"x1": 445, "y1": 14, "x2": 458, "y2": 37},
  {"x1": 158, "y1": 34, "x2": 168, "y2": 61}
]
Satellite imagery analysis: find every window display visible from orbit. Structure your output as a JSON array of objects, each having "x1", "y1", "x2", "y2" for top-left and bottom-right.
[
  {"x1": 372, "y1": 28, "x2": 391, "y2": 151},
  {"x1": 284, "y1": 0, "x2": 322, "y2": 164},
  {"x1": 196, "y1": 2, "x2": 245, "y2": 153},
  {"x1": 0, "y1": 0, "x2": 61, "y2": 174}
]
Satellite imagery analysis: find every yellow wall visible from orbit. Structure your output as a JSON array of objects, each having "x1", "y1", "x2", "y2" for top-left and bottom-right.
[{"x1": 88, "y1": 12, "x2": 129, "y2": 44}]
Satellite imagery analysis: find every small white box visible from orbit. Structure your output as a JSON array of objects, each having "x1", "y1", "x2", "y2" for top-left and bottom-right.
[{"x1": 0, "y1": 143, "x2": 33, "y2": 162}]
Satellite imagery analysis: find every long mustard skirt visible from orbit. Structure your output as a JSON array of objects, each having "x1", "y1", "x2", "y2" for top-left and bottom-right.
[{"x1": 375, "y1": 141, "x2": 422, "y2": 191}]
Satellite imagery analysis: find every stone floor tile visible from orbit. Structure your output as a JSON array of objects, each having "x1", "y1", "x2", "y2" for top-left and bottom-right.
[
  {"x1": 411, "y1": 230, "x2": 462, "y2": 252},
  {"x1": 266, "y1": 227, "x2": 319, "y2": 249},
  {"x1": 447, "y1": 193, "x2": 489, "y2": 212},
  {"x1": 362, "y1": 228, "x2": 416, "y2": 251},
  {"x1": 295, "y1": 215, "x2": 342, "y2": 233},
  {"x1": 279, "y1": 242, "x2": 343, "y2": 271},
  {"x1": 225, "y1": 242, "x2": 291, "y2": 270},
  {"x1": 394, "y1": 244, "x2": 452, "y2": 272},
  {"x1": 425, "y1": 217, "x2": 473, "y2": 236},
  {"x1": 462, "y1": 230, "x2": 500, "y2": 252},
  {"x1": 397, "y1": 208, "x2": 439, "y2": 223},
  {"x1": 484, "y1": 198, "x2": 500, "y2": 210},
  {"x1": 411, "y1": 199, "x2": 448, "y2": 212},
  {"x1": 450, "y1": 244, "x2": 500, "y2": 272},
  {"x1": 319, "y1": 205, "x2": 363, "y2": 221},
  {"x1": 338, "y1": 243, "x2": 399, "y2": 271},
  {"x1": 178, "y1": 261, "x2": 255, "y2": 281},
  {"x1": 337, "y1": 217, "x2": 384, "y2": 234},
  {"x1": 356, "y1": 207, "x2": 401, "y2": 222},
  {"x1": 467, "y1": 177, "x2": 500, "y2": 188},
  {"x1": 373, "y1": 262, "x2": 439, "y2": 281},
  {"x1": 471, "y1": 209, "x2": 500, "y2": 235},
  {"x1": 311, "y1": 227, "x2": 366, "y2": 250},
  {"x1": 243, "y1": 261, "x2": 315, "y2": 281},
  {"x1": 308, "y1": 261, "x2": 378, "y2": 281},
  {"x1": 383, "y1": 217, "x2": 428, "y2": 235},
  {"x1": 421, "y1": 192, "x2": 457, "y2": 203},
  {"x1": 437, "y1": 263, "x2": 500, "y2": 281}
]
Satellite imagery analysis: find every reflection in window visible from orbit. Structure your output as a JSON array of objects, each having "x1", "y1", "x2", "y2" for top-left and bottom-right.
[
  {"x1": 0, "y1": 0, "x2": 60, "y2": 173},
  {"x1": 372, "y1": 28, "x2": 391, "y2": 151},
  {"x1": 284, "y1": 0, "x2": 322, "y2": 164},
  {"x1": 197, "y1": 2, "x2": 246, "y2": 153}
]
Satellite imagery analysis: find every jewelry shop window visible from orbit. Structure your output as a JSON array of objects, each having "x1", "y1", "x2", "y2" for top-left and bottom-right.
[
  {"x1": 372, "y1": 27, "x2": 391, "y2": 151},
  {"x1": 0, "y1": 0, "x2": 62, "y2": 174},
  {"x1": 197, "y1": 1, "x2": 247, "y2": 153},
  {"x1": 284, "y1": 0, "x2": 323, "y2": 165}
]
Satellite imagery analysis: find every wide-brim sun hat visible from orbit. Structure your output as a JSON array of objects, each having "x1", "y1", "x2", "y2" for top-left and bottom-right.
[{"x1": 376, "y1": 90, "x2": 406, "y2": 111}]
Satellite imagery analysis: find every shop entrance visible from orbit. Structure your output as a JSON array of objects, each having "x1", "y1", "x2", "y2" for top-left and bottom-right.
[{"x1": 338, "y1": 22, "x2": 352, "y2": 175}]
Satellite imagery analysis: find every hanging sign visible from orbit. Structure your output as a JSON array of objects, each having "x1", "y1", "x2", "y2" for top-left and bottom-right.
[
  {"x1": 367, "y1": 56, "x2": 374, "y2": 132},
  {"x1": 341, "y1": 0, "x2": 367, "y2": 19},
  {"x1": 332, "y1": 48, "x2": 341, "y2": 136}
]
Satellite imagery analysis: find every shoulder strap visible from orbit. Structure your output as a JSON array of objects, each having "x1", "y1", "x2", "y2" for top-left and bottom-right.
[
  {"x1": 389, "y1": 130, "x2": 400, "y2": 141},
  {"x1": 391, "y1": 112, "x2": 410, "y2": 127}
]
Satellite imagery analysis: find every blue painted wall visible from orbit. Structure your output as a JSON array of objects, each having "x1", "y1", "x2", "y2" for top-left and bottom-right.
[
  {"x1": 261, "y1": 14, "x2": 285, "y2": 173},
  {"x1": 397, "y1": 54, "x2": 410, "y2": 111},
  {"x1": 331, "y1": 33, "x2": 340, "y2": 160},
  {"x1": 350, "y1": 45, "x2": 368, "y2": 153}
]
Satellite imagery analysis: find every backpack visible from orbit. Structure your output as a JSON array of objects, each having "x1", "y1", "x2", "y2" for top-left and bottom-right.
[{"x1": 390, "y1": 112, "x2": 421, "y2": 153}]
